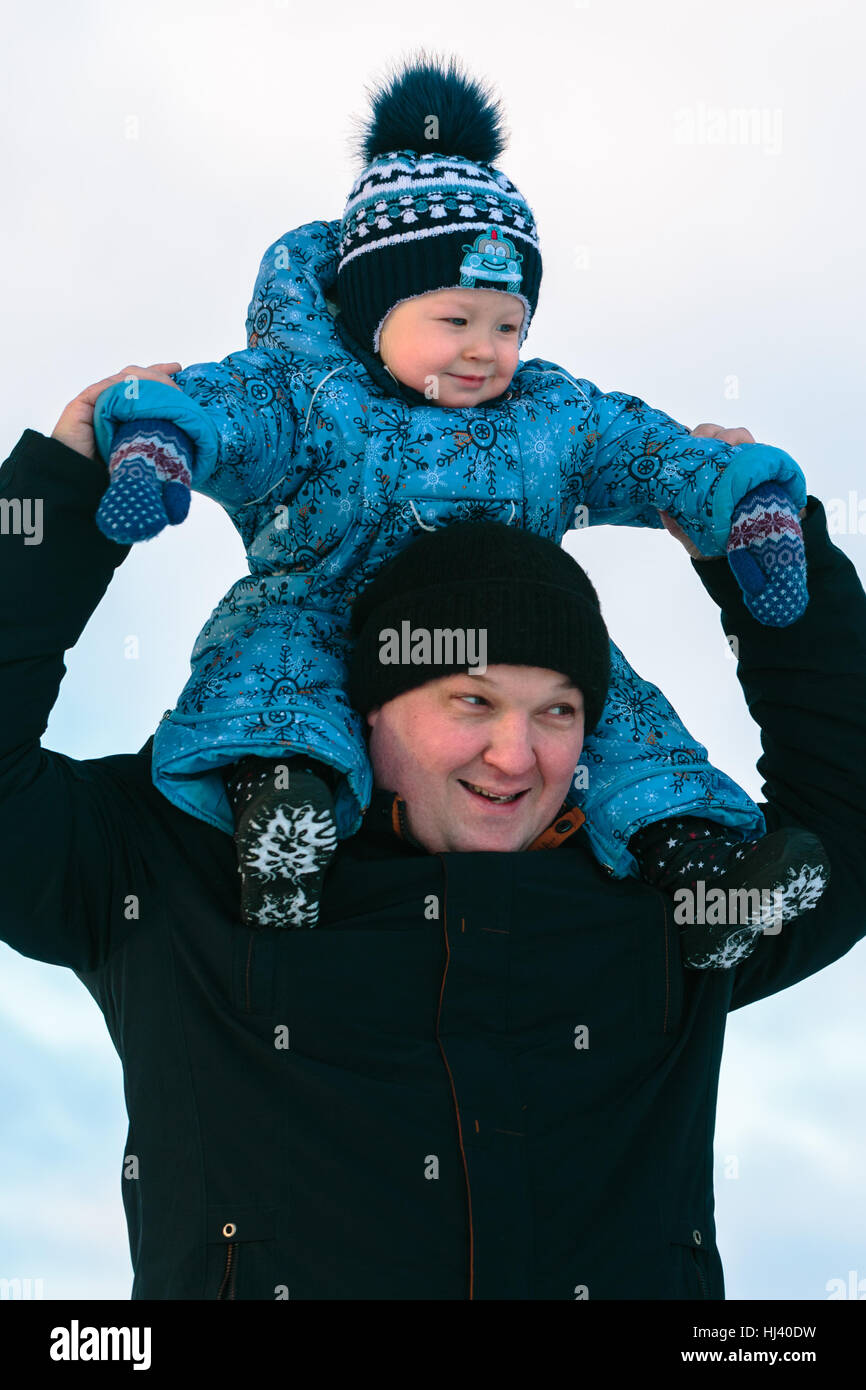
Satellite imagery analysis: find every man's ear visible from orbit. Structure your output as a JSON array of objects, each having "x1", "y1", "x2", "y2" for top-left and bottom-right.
[{"x1": 367, "y1": 707, "x2": 381, "y2": 729}]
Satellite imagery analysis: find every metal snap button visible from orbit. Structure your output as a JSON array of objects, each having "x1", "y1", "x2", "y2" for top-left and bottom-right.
[
  {"x1": 556, "y1": 820, "x2": 572, "y2": 834},
  {"x1": 692, "y1": 1229, "x2": 702, "y2": 1245},
  {"x1": 222, "y1": 1222, "x2": 236, "y2": 1239}
]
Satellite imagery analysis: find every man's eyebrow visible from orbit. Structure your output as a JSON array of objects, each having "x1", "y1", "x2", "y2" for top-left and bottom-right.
[{"x1": 453, "y1": 673, "x2": 583, "y2": 696}]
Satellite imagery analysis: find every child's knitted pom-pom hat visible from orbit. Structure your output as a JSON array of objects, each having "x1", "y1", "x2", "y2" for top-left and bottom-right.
[{"x1": 337, "y1": 48, "x2": 542, "y2": 356}]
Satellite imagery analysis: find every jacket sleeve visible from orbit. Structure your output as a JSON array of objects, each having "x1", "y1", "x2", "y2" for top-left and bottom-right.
[
  {"x1": 0, "y1": 430, "x2": 145, "y2": 972},
  {"x1": 92, "y1": 345, "x2": 304, "y2": 512},
  {"x1": 570, "y1": 377, "x2": 807, "y2": 555},
  {"x1": 690, "y1": 495, "x2": 866, "y2": 1008}
]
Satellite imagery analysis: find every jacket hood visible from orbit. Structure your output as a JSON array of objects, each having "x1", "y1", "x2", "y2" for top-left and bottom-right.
[{"x1": 247, "y1": 219, "x2": 518, "y2": 410}]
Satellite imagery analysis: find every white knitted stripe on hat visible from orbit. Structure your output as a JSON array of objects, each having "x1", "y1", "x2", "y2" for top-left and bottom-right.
[
  {"x1": 340, "y1": 151, "x2": 538, "y2": 258},
  {"x1": 340, "y1": 217, "x2": 538, "y2": 270}
]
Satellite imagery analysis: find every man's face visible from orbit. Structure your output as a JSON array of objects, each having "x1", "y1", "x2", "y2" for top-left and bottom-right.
[
  {"x1": 377, "y1": 288, "x2": 524, "y2": 406},
  {"x1": 366, "y1": 666, "x2": 585, "y2": 853}
]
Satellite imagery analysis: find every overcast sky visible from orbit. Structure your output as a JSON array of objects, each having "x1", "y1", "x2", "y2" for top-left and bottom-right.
[{"x1": 1, "y1": 0, "x2": 865, "y2": 1301}]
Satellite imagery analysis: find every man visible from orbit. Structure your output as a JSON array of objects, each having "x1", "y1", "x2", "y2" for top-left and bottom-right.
[{"x1": 2, "y1": 366, "x2": 865, "y2": 1300}]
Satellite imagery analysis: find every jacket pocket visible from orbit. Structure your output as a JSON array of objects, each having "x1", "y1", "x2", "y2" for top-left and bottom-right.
[
  {"x1": 206, "y1": 1204, "x2": 280, "y2": 1300},
  {"x1": 669, "y1": 1219, "x2": 716, "y2": 1299},
  {"x1": 231, "y1": 925, "x2": 278, "y2": 1015},
  {"x1": 631, "y1": 892, "x2": 684, "y2": 1037}
]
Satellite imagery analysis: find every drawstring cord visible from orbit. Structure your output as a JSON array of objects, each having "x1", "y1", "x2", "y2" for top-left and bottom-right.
[{"x1": 240, "y1": 363, "x2": 352, "y2": 509}]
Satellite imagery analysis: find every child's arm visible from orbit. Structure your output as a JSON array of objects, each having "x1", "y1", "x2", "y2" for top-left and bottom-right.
[
  {"x1": 91, "y1": 227, "x2": 337, "y2": 544},
  {"x1": 92, "y1": 344, "x2": 306, "y2": 542},
  {"x1": 567, "y1": 377, "x2": 807, "y2": 556}
]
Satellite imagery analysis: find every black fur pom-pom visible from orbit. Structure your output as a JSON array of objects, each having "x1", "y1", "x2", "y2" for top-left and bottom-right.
[{"x1": 349, "y1": 46, "x2": 509, "y2": 168}]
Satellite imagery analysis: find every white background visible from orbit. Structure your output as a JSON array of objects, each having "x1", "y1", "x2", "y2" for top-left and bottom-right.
[{"x1": 1, "y1": 0, "x2": 864, "y2": 1299}]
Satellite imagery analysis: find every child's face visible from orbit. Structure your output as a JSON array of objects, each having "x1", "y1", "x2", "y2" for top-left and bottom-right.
[{"x1": 378, "y1": 288, "x2": 524, "y2": 406}]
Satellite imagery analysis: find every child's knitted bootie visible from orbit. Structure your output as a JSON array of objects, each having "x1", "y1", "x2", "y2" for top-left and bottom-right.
[
  {"x1": 224, "y1": 754, "x2": 339, "y2": 929},
  {"x1": 629, "y1": 815, "x2": 830, "y2": 969}
]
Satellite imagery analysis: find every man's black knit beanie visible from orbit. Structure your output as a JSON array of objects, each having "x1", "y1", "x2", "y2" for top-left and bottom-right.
[{"x1": 347, "y1": 521, "x2": 611, "y2": 735}]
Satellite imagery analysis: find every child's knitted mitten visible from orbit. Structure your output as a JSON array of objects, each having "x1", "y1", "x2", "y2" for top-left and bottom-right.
[
  {"x1": 96, "y1": 419, "x2": 193, "y2": 545},
  {"x1": 726, "y1": 481, "x2": 807, "y2": 626}
]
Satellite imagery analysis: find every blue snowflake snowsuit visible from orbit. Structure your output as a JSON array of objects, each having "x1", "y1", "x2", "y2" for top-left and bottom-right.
[{"x1": 94, "y1": 219, "x2": 808, "y2": 878}]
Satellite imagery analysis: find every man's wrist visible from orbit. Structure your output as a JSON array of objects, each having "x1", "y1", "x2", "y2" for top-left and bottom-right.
[{"x1": 6, "y1": 430, "x2": 122, "y2": 518}]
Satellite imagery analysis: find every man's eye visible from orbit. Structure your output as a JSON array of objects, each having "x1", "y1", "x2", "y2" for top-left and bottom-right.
[
  {"x1": 548, "y1": 704, "x2": 576, "y2": 716},
  {"x1": 456, "y1": 694, "x2": 487, "y2": 706}
]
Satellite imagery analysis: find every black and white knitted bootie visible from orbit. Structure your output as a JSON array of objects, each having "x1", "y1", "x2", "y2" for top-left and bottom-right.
[
  {"x1": 224, "y1": 755, "x2": 339, "y2": 929},
  {"x1": 629, "y1": 816, "x2": 830, "y2": 970}
]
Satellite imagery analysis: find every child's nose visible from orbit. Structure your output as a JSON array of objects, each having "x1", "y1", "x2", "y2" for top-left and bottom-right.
[{"x1": 463, "y1": 333, "x2": 497, "y2": 359}]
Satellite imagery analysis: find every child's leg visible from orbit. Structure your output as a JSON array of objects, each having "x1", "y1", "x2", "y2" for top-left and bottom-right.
[
  {"x1": 223, "y1": 753, "x2": 339, "y2": 929},
  {"x1": 152, "y1": 596, "x2": 374, "y2": 842},
  {"x1": 571, "y1": 638, "x2": 767, "y2": 876},
  {"x1": 571, "y1": 640, "x2": 829, "y2": 968}
]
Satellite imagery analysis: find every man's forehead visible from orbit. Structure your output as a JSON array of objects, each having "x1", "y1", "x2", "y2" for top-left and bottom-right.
[{"x1": 448, "y1": 669, "x2": 581, "y2": 692}]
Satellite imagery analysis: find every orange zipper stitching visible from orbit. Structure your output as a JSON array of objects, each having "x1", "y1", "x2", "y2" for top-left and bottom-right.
[
  {"x1": 217, "y1": 1242, "x2": 236, "y2": 1299},
  {"x1": 435, "y1": 858, "x2": 475, "y2": 1300},
  {"x1": 691, "y1": 1246, "x2": 708, "y2": 1298}
]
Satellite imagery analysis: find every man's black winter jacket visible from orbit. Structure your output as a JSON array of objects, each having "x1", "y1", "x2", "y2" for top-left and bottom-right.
[{"x1": 2, "y1": 428, "x2": 865, "y2": 1300}]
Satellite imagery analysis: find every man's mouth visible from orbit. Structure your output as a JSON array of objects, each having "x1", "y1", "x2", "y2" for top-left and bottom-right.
[{"x1": 459, "y1": 779, "x2": 529, "y2": 805}]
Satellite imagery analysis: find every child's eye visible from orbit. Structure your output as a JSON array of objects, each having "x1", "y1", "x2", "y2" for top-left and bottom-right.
[{"x1": 441, "y1": 318, "x2": 519, "y2": 332}]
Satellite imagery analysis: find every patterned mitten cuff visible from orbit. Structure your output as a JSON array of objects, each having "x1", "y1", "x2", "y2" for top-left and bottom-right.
[
  {"x1": 96, "y1": 418, "x2": 193, "y2": 545},
  {"x1": 725, "y1": 481, "x2": 808, "y2": 626}
]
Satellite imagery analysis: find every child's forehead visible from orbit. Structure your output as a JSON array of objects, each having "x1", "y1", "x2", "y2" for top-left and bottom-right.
[{"x1": 418, "y1": 288, "x2": 523, "y2": 313}]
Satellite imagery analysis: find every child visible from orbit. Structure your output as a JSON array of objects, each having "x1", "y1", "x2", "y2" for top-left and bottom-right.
[{"x1": 91, "y1": 52, "x2": 828, "y2": 966}]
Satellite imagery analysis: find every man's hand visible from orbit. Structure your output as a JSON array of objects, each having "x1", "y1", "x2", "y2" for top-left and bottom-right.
[
  {"x1": 659, "y1": 422, "x2": 806, "y2": 560},
  {"x1": 690, "y1": 422, "x2": 756, "y2": 447},
  {"x1": 51, "y1": 363, "x2": 183, "y2": 462}
]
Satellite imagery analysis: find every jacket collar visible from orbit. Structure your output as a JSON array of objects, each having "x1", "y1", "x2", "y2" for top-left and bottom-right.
[
  {"x1": 332, "y1": 308, "x2": 514, "y2": 412},
  {"x1": 361, "y1": 786, "x2": 586, "y2": 853}
]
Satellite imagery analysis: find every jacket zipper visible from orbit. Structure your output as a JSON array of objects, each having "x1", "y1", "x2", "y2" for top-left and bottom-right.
[
  {"x1": 217, "y1": 1243, "x2": 237, "y2": 1299},
  {"x1": 435, "y1": 858, "x2": 476, "y2": 1300},
  {"x1": 659, "y1": 893, "x2": 672, "y2": 1034},
  {"x1": 690, "y1": 1246, "x2": 708, "y2": 1298}
]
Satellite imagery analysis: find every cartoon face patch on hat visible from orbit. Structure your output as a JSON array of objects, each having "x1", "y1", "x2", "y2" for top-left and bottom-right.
[{"x1": 459, "y1": 227, "x2": 524, "y2": 293}]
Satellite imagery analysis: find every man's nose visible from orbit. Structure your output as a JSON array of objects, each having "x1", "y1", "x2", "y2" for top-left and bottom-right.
[{"x1": 481, "y1": 715, "x2": 537, "y2": 777}]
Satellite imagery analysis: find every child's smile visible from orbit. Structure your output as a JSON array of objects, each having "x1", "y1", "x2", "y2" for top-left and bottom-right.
[{"x1": 377, "y1": 287, "x2": 525, "y2": 407}]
